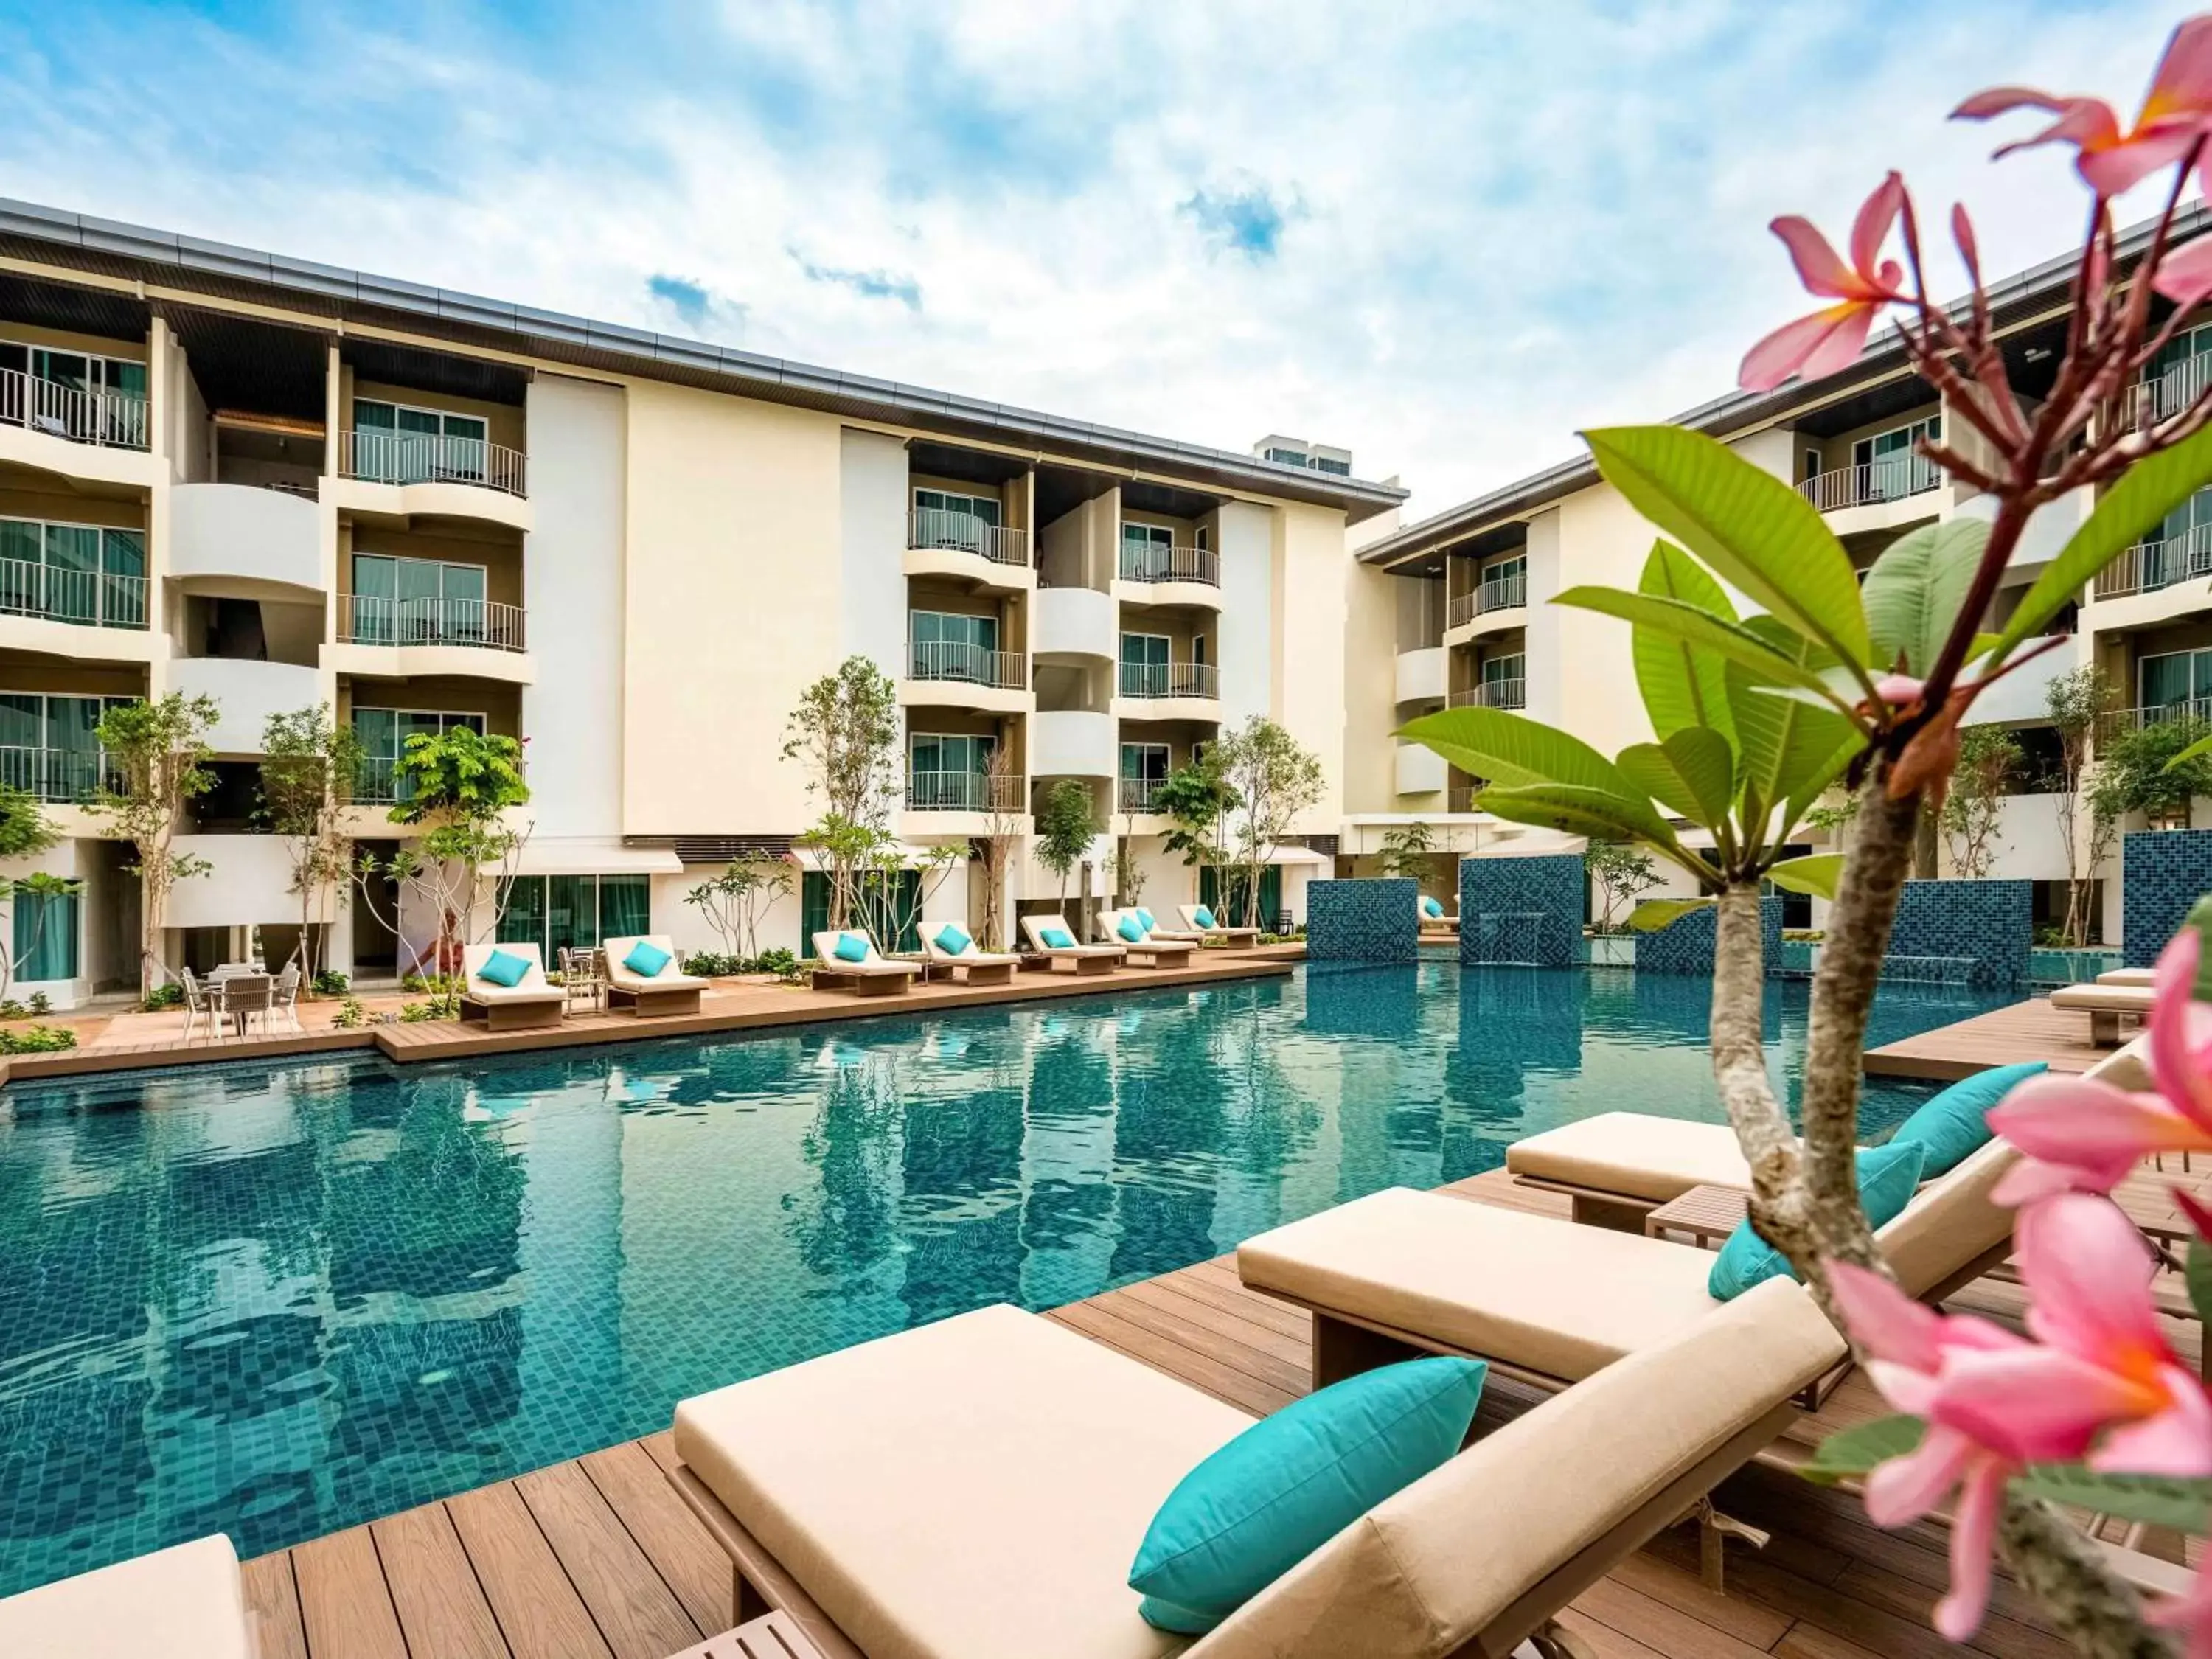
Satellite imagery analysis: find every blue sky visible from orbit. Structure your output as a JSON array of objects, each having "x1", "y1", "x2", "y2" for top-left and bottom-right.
[{"x1": 0, "y1": 0, "x2": 2199, "y2": 515}]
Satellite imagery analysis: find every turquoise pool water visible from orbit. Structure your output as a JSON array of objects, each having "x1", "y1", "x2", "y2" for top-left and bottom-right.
[{"x1": 0, "y1": 962, "x2": 2008, "y2": 1593}]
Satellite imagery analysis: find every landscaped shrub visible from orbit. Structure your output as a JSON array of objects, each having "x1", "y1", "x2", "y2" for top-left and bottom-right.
[
  {"x1": 27, "y1": 991, "x2": 49, "y2": 1015},
  {"x1": 332, "y1": 997, "x2": 366, "y2": 1029},
  {"x1": 755, "y1": 947, "x2": 798, "y2": 976},
  {"x1": 0, "y1": 1023, "x2": 75, "y2": 1054},
  {"x1": 312, "y1": 970, "x2": 350, "y2": 997},
  {"x1": 681, "y1": 950, "x2": 747, "y2": 977},
  {"x1": 142, "y1": 983, "x2": 184, "y2": 1012},
  {"x1": 0, "y1": 1000, "x2": 25, "y2": 1021}
]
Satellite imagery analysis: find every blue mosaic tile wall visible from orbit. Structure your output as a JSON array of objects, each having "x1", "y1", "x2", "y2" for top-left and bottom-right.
[
  {"x1": 1638, "y1": 897, "x2": 1784, "y2": 977},
  {"x1": 1458, "y1": 854, "x2": 1583, "y2": 967},
  {"x1": 2123, "y1": 829, "x2": 2212, "y2": 967},
  {"x1": 1887, "y1": 879, "x2": 2031, "y2": 988},
  {"x1": 1307, "y1": 877, "x2": 1419, "y2": 963}
]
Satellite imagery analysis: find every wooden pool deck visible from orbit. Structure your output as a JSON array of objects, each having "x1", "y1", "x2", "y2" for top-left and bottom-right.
[
  {"x1": 1864, "y1": 993, "x2": 2108, "y2": 1081},
  {"x1": 236, "y1": 1165, "x2": 2132, "y2": 1659}
]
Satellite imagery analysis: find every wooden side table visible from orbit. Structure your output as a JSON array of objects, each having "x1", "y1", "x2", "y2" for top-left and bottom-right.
[
  {"x1": 1644, "y1": 1183, "x2": 1749, "y2": 1248},
  {"x1": 667, "y1": 1609, "x2": 827, "y2": 1658}
]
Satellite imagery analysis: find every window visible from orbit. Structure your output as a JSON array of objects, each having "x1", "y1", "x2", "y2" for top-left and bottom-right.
[
  {"x1": 908, "y1": 611, "x2": 1001, "y2": 679},
  {"x1": 1195, "y1": 526, "x2": 1211, "y2": 552},
  {"x1": 2140, "y1": 650, "x2": 2212, "y2": 717},
  {"x1": 0, "y1": 518, "x2": 145, "y2": 627},
  {"x1": 1804, "y1": 448, "x2": 1823, "y2": 483},
  {"x1": 2147, "y1": 490, "x2": 2212, "y2": 589},
  {"x1": 1263, "y1": 446, "x2": 1307, "y2": 467},
  {"x1": 908, "y1": 732, "x2": 997, "y2": 809},
  {"x1": 0, "y1": 692, "x2": 131, "y2": 801},
  {"x1": 1120, "y1": 521, "x2": 1175, "y2": 580},
  {"x1": 352, "y1": 397, "x2": 492, "y2": 484},
  {"x1": 1851, "y1": 416, "x2": 1941, "y2": 501},
  {"x1": 911, "y1": 488, "x2": 1001, "y2": 553},
  {"x1": 352, "y1": 708, "x2": 485, "y2": 802},
  {"x1": 12, "y1": 886, "x2": 78, "y2": 984},
  {"x1": 499, "y1": 874, "x2": 650, "y2": 961},
  {"x1": 1120, "y1": 632, "x2": 1171, "y2": 696},
  {"x1": 0, "y1": 342, "x2": 145, "y2": 444},
  {"x1": 1478, "y1": 555, "x2": 1526, "y2": 611},
  {"x1": 351, "y1": 554, "x2": 492, "y2": 644},
  {"x1": 1312, "y1": 456, "x2": 1351, "y2": 476}
]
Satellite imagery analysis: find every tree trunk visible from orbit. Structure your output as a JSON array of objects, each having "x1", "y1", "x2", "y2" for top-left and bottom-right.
[
  {"x1": 1911, "y1": 807, "x2": 1938, "y2": 878},
  {"x1": 1995, "y1": 1498, "x2": 2167, "y2": 1659},
  {"x1": 1710, "y1": 881, "x2": 1823, "y2": 1279}
]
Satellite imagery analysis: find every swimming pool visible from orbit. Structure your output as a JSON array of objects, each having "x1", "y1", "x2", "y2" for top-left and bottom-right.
[{"x1": 0, "y1": 961, "x2": 2008, "y2": 1593}]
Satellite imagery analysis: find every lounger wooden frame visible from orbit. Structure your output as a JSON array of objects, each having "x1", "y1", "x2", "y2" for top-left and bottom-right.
[
  {"x1": 668, "y1": 1398, "x2": 1798, "y2": 1659},
  {"x1": 607, "y1": 981, "x2": 706, "y2": 1017},
  {"x1": 459, "y1": 994, "x2": 563, "y2": 1032}
]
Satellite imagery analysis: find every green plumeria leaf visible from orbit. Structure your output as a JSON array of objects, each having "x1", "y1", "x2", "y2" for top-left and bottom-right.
[
  {"x1": 2166, "y1": 731, "x2": 2212, "y2": 772},
  {"x1": 1618, "y1": 728, "x2": 1734, "y2": 829},
  {"x1": 1472, "y1": 783, "x2": 1688, "y2": 860},
  {"x1": 1554, "y1": 586, "x2": 1851, "y2": 709},
  {"x1": 1781, "y1": 730, "x2": 1868, "y2": 844},
  {"x1": 2189, "y1": 1238, "x2": 2212, "y2": 1330},
  {"x1": 1628, "y1": 897, "x2": 1715, "y2": 933},
  {"x1": 1399, "y1": 706, "x2": 1635, "y2": 795},
  {"x1": 2010, "y1": 1466, "x2": 2212, "y2": 1533},
  {"x1": 1731, "y1": 618, "x2": 1863, "y2": 813},
  {"x1": 1993, "y1": 421, "x2": 2212, "y2": 662},
  {"x1": 1765, "y1": 853, "x2": 1846, "y2": 900},
  {"x1": 1800, "y1": 1414, "x2": 1924, "y2": 1486},
  {"x1": 1583, "y1": 425, "x2": 1871, "y2": 680},
  {"x1": 1632, "y1": 540, "x2": 1736, "y2": 746},
  {"x1": 1861, "y1": 518, "x2": 1989, "y2": 676}
]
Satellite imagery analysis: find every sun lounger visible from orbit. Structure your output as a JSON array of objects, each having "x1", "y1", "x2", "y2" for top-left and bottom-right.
[
  {"x1": 920, "y1": 927, "x2": 1022, "y2": 985},
  {"x1": 1418, "y1": 895, "x2": 1457, "y2": 936},
  {"x1": 459, "y1": 941, "x2": 566, "y2": 1032},
  {"x1": 1021, "y1": 914, "x2": 1125, "y2": 975},
  {"x1": 1101, "y1": 908, "x2": 1196, "y2": 968},
  {"x1": 0, "y1": 1534, "x2": 252, "y2": 1659},
  {"x1": 2051, "y1": 981, "x2": 2154, "y2": 1046},
  {"x1": 1178, "y1": 903, "x2": 1259, "y2": 944},
  {"x1": 602, "y1": 933, "x2": 710, "y2": 1016},
  {"x1": 2097, "y1": 967, "x2": 2154, "y2": 987},
  {"x1": 1239, "y1": 1135, "x2": 2014, "y2": 1402},
  {"x1": 666, "y1": 1281, "x2": 1843, "y2": 1658},
  {"x1": 810, "y1": 931, "x2": 922, "y2": 997}
]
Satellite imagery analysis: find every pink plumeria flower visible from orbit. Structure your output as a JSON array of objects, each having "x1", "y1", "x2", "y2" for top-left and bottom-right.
[
  {"x1": 1739, "y1": 174, "x2": 1909, "y2": 392},
  {"x1": 1989, "y1": 927, "x2": 2212, "y2": 1197},
  {"x1": 1829, "y1": 1198, "x2": 2212, "y2": 1640},
  {"x1": 1952, "y1": 15, "x2": 2212, "y2": 198}
]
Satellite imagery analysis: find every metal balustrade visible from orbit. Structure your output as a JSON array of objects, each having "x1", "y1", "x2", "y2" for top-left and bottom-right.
[
  {"x1": 1795, "y1": 453, "x2": 1941, "y2": 512},
  {"x1": 1119, "y1": 660, "x2": 1220, "y2": 699},
  {"x1": 2093, "y1": 524, "x2": 2212, "y2": 599},
  {"x1": 905, "y1": 769, "x2": 1026, "y2": 813},
  {"x1": 906, "y1": 639, "x2": 1028, "y2": 688},
  {"x1": 2115, "y1": 355, "x2": 2212, "y2": 431},
  {"x1": 0, "y1": 368, "x2": 149, "y2": 450},
  {"x1": 1448, "y1": 675, "x2": 1526, "y2": 711},
  {"x1": 0, "y1": 557, "x2": 149, "y2": 630},
  {"x1": 1478, "y1": 568, "x2": 1527, "y2": 613},
  {"x1": 0, "y1": 745, "x2": 121, "y2": 803},
  {"x1": 338, "y1": 594, "x2": 529, "y2": 652},
  {"x1": 908, "y1": 509, "x2": 1029, "y2": 566},
  {"x1": 1117, "y1": 543, "x2": 1220, "y2": 586},
  {"x1": 340, "y1": 429, "x2": 529, "y2": 497},
  {"x1": 2102, "y1": 698, "x2": 2212, "y2": 742},
  {"x1": 1119, "y1": 776, "x2": 1167, "y2": 813}
]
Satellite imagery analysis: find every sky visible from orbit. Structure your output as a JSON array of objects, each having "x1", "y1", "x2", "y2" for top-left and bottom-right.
[{"x1": 0, "y1": 0, "x2": 2201, "y2": 522}]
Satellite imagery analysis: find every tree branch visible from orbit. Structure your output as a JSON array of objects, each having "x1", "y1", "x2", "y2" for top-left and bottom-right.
[{"x1": 1997, "y1": 1497, "x2": 2171, "y2": 1659}]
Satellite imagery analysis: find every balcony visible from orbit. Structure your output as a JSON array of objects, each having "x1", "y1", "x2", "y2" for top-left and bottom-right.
[
  {"x1": 1395, "y1": 743, "x2": 1447, "y2": 795},
  {"x1": 1394, "y1": 645, "x2": 1446, "y2": 704},
  {"x1": 170, "y1": 658, "x2": 324, "y2": 755},
  {"x1": 0, "y1": 367, "x2": 147, "y2": 450},
  {"x1": 1030, "y1": 710, "x2": 1115, "y2": 777},
  {"x1": 1448, "y1": 677, "x2": 1526, "y2": 712},
  {"x1": 1446, "y1": 567, "x2": 1527, "y2": 639},
  {"x1": 1796, "y1": 453, "x2": 1941, "y2": 514},
  {"x1": 355, "y1": 757, "x2": 406, "y2": 807},
  {"x1": 901, "y1": 639, "x2": 1030, "y2": 713},
  {"x1": 0, "y1": 745, "x2": 119, "y2": 804},
  {"x1": 904, "y1": 509, "x2": 1032, "y2": 592},
  {"x1": 2116, "y1": 355, "x2": 2211, "y2": 432},
  {"x1": 1118, "y1": 776, "x2": 1167, "y2": 815},
  {"x1": 2094, "y1": 525, "x2": 2212, "y2": 602},
  {"x1": 334, "y1": 429, "x2": 532, "y2": 531},
  {"x1": 1114, "y1": 542, "x2": 1222, "y2": 610},
  {"x1": 1031, "y1": 585, "x2": 1116, "y2": 660},
  {"x1": 169, "y1": 483, "x2": 321, "y2": 594},
  {"x1": 1119, "y1": 661, "x2": 1218, "y2": 700},
  {"x1": 0, "y1": 557, "x2": 149, "y2": 633},
  {"x1": 906, "y1": 768, "x2": 1026, "y2": 814},
  {"x1": 330, "y1": 594, "x2": 534, "y2": 685}
]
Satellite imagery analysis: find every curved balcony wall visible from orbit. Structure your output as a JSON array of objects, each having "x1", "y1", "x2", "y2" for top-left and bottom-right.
[
  {"x1": 1395, "y1": 743, "x2": 1447, "y2": 795},
  {"x1": 1029, "y1": 709, "x2": 1116, "y2": 777},
  {"x1": 166, "y1": 833, "x2": 334, "y2": 929},
  {"x1": 1031, "y1": 585, "x2": 1116, "y2": 661},
  {"x1": 170, "y1": 657, "x2": 323, "y2": 755},
  {"x1": 1394, "y1": 646, "x2": 1446, "y2": 705},
  {"x1": 169, "y1": 483, "x2": 324, "y2": 594}
]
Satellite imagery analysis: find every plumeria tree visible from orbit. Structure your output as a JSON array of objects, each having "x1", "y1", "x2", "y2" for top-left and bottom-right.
[{"x1": 1405, "y1": 19, "x2": 2212, "y2": 1654}]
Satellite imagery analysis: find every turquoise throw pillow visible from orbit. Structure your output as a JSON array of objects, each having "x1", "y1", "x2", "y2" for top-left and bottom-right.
[
  {"x1": 1040, "y1": 925, "x2": 1076, "y2": 950},
  {"x1": 1130, "y1": 1355, "x2": 1486, "y2": 1632},
  {"x1": 1137, "y1": 907, "x2": 1156, "y2": 930},
  {"x1": 477, "y1": 948, "x2": 529, "y2": 988},
  {"x1": 1421, "y1": 896, "x2": 1444, "y2": 919},
  {"x1": 832, "y1": 932, "x2": 870, "y2": 963},
  {"x1": 1194, "y1": 905, "x2": 1216, "y2": 928},
  {"x1": 1708, "y1": 1141, "x2": 1924, "y2": 1302},
  {"x1": 1117, "y1": 914, "x2": 1146, "y2": 943},
  {"x1": 1891, "y1": 1061, "x2": 2044, "y2": 1178},
  {"x1": 623, "y1": 939, "x2": 672, "y2": 978},
  {"x1": 935, "y1": 923, "x2": 971, "y2": 956}
]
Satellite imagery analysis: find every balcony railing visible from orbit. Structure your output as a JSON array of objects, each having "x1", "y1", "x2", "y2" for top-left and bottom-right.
[
  {"x1": 2102, "y1": 701, "x2": 2212, "y2": 746},
  {"x1": 0, "y1": 368, "x2": 149, "y2": 451},
  {"x1": 1795, "y1": 453, "x2": 1941, "y2": 512},
  {"x1": 2115, "y1": 356, "x2": 2212, "y2": 432},
  {"x1": 1119, "y1": 661, "x2": 1220, "y2": 700},
  {"x1": 339, "y1": 594, "x2": 529, "y2": 653},
  {"x1": 1448, "y1": 784, "x2": 1478, "y2": 814},
  {"x1": 1447, "y1": 571, "x2": 1527, "y2": 628},
  {"x1": 1448, "y1": 676, "x2": 1526, "y2": 711},
  {"x1": 907, "y1": 639, "x2": 1027, "y2": 689},
  {"x1": 340, "y1": 430, "x2": 529, "y2": 498},
  {"x1": 2093, "y1": 524, "x2": 2212, "y2": 599},
  {"x1": 354, "y1": 757, "x2": 406, "y2": 806},
  {"x1": 1118, "y1": 543, "x2": 1220, "y2": 587},
  {"x1": 0, "y1": 557, "x2": 150, "y2": 631},
  {"x1": 905, "y1": 769, "x2": 1026, "y2": 813},
  {"x1": 0, "y1": 745, "x2": 121, "y2": 803},
  {"x1": 908, "y1": 509, "x2": 1028, "y2": 566},
  {"x1": 1119, "y1": 776, "x2": 1167, "y2": 813}
]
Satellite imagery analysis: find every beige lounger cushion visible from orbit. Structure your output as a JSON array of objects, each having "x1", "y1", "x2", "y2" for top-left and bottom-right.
[
  {"x1": 1506, "y1": 1112, "x2": 1757, "y2": 1204},
  {"x1": 1876, "y1": 1135, "x2": 2017, "y2": 1300},
  {"x1": 1021, "y1": 916, "x2": 1123, "y2": 956},
  {"x1": 2051, "y1": 983, "x2": 2154, "y2": 1012},
  {"x1": 602, "y1": 934, "x2": 709, "y2": 992},
  {"x1": 675, "y1": 1304, "x2": 1246, "y2": 1659},
  {"x1": 0, "y1": 1534, "x2": 251, "y2": 1659},
  {"x1": 1195, "y1": 1281, "x2": 1845, "y2": 1658},
  {"x1": 810, "y1": 931, "x2": 920, "y2": 975},
  {"x1": 2098, "y1": 967, "x2": 2154, "y2": 987},
  {"x1": 1239, "y1": 1188, "x2": 1732, "y2": 1382},
  {"x1": 462, "y1": 942, "x2": 565, "y2": 1005}
]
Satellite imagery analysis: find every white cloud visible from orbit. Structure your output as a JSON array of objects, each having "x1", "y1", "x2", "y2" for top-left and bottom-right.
[{"x1": 0, "y1": 0, "x2": 2197, "y2": 516}]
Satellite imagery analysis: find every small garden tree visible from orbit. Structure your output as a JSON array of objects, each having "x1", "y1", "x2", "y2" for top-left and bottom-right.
[
  {"x1": 2096, "y1": 716, "x2": 2212, "y2": 830},
  {"x1": 1035, "y1": 779, "x2": 1100, "y2": 929},
  {"x1": 357, "y1": 726, "x2": 530, "y2": 976},
  {"x1": 1156, "y1": 756, "x2": 1237, "y2": 886},
  {"x1": 2046, "y1": 666, "x2": 2118, "y2": 945},
  {"x1": 1938, "y1": 724, "x2": 2020, "y2": 877},
  {"x1": 1375, "y1": 820, "x2": 1436, "y2": 881},
  {"x1": 1213, "y1": 717, "x2": 1325, "y2": 930},
  {"x1": 259, "y1": 705, "x2": 364, "y2": 980},
  {"x1": 684, "y1": 857, "x2": 793, "y2": 962},
  {"x1": 783, "y1": 656, "x2": 900, "y2": 931},
  {"x1": 0, "y1": 782, "x2": 72, "y2": 1001},
  {"x1": 974, "y1": 742, "x2": 1024, "y2": 950},
  {"x1": 93, "y1": 693, "x2": 219, "y2": 997},
  {"x1": 1584, "y1": 840, "x2": 1661, "y2": 933}
]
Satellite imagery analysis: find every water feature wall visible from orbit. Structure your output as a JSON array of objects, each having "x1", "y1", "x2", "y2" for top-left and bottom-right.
[
  {"x1": 1306, "y1": 877, "x2": 1419, "y2": 962},
  {"x1": 1885, "y1": 878, "x2": 2032, "y2": 989},
  {"x1": 1638, "y1": 897, "x2": 1784, "y2": 977},
  {"x1": 2123, "y1": 828, "x2": 2212, "y2": 967},
  {"x1": 1458, "y1": 854, "x2": 1583, "y2": 966}
]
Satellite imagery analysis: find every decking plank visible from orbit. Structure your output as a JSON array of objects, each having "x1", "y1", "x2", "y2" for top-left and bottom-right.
[
  {"x1": 291, "y1": 1526, "x2": 410, "y2": 1659},
  {"x1": 370, "y1": 1501, "x2": 509, "y2": 1659},
  {"x1": 445, "y1": 1482, "x2": 616, "y2": 1659},
  {"x1": 1864, "y1": 995, "x2": 2100, "y2": 1080},
  {"x1": 578, "y1": 1439, "x2": 734, "y2": 1637},
  {"x1": 239, "y1": 1551, "x2": 309, "y2": 1659},
  {"x1": 1570, "y1": 1573, "x2": 1777, "y2": 1659},
  {"x1": 514, "y1": 1459, "x2": 702, "y2": 1659},
  {"x1": 1602, "y1": 1552, "x2": 1794, "y2": 1650}
]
